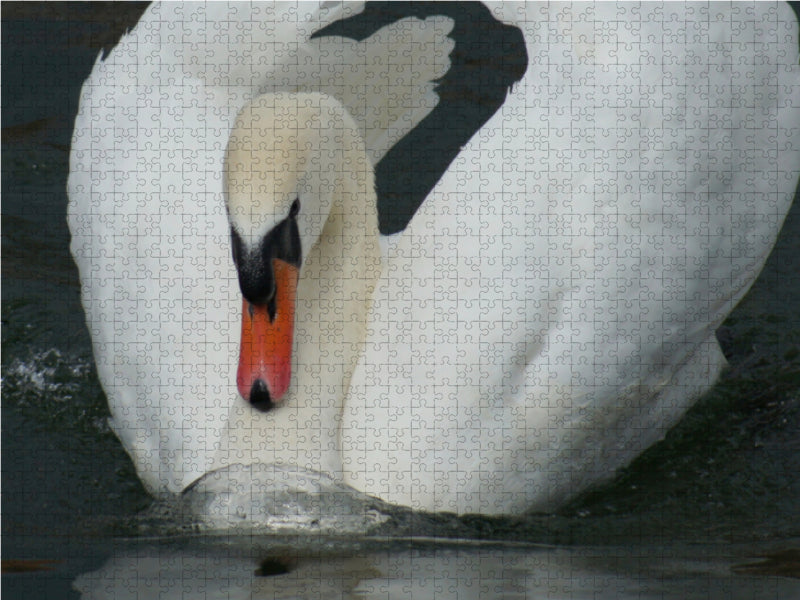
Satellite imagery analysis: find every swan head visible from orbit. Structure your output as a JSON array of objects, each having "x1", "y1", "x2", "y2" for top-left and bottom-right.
[{"x1": 224, "y1": 92, "x2": 360, "y2": 411}]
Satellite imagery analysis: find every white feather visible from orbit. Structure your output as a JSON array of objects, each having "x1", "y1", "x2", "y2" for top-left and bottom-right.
[{"x1": 68, "y1": 2, "x2": 800, "y2": 514}]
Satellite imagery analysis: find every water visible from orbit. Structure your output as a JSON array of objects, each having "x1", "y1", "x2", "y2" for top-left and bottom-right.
[
  {"x1": 9, "y1": 536, "x2": 798, "y2": 600},
  {"x1": 2, "y1": 4, "x2": 799, "y2": 598}
]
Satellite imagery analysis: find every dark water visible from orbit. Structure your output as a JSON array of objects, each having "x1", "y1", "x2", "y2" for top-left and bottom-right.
[{"x1": 2, "y1": 4, "x2": 799, "y2": 598}]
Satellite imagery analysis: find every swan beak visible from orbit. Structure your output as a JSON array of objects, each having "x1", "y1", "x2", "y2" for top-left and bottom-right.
[{"x1": 236, "y1": 259, "x2": 299, "y2": 410}]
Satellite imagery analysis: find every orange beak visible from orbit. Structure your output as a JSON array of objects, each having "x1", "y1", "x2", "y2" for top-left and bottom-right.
[{"x1": 236, "y1": 258, "x2": 299, "y2": 405}]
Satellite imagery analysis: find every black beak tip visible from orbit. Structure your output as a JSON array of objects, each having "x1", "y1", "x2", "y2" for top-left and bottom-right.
[{"x1": 249, "y1": 379, "x2": 274, "y2": 412}]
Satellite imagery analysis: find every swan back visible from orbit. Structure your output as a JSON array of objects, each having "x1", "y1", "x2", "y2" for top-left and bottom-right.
[{"x1": 341, "y1": 2, "x2": 800, "y2": 513}]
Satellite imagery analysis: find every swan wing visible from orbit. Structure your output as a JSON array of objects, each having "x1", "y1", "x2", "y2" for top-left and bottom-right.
[{"x1": 342, "y1": 2, "x2": 800, "y2": 514}]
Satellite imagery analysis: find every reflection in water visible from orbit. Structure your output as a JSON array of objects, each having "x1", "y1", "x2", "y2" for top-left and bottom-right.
[{"x1": 73, "y1": 539, "x2": 798, "y2": 600}]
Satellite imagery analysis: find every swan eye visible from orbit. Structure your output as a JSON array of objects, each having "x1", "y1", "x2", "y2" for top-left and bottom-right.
[{"x1": 289, "y1": 198, "x2": 300, "y2": 219}]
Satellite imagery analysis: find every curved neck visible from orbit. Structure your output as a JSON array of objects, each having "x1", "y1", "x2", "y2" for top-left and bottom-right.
[
  {"x1": 227, "y1": 90, "x2": 383, "y2": 393},
  {"x1": 297, "y1": 96, "x2": 383, "y2": 403},
  {"x1": 215, "y1": 92, "x2": 383, "y2": 477}
]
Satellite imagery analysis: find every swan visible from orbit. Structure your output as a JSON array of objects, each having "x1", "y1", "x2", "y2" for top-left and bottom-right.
[{"x1": 68, "y1": 2, "x2": 800, "y2": 515}]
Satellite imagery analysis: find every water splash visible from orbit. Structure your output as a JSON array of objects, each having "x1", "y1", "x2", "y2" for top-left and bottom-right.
[
  {"x1": 166, "y1": 463, "x2": 390, "y2": 534},
  {"x1": 2, "y1": 348, "x2": 90, "y2": 400},
  {"x1": 1, "y1": 347, "x2": 113, "y2": 440}
]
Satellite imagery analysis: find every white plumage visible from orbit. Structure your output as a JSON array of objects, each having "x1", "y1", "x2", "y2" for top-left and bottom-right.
[{"x1": 68, "y1": 2, "x2": 800, "y2": 515}]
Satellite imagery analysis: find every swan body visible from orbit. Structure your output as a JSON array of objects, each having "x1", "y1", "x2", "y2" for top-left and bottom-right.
[{"x1": 68, "y1": 2, "x2": 800, "y2": 515}]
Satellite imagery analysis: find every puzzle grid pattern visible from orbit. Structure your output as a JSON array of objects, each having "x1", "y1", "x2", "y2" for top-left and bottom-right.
[
  {"x1": 0, "y1": 1, "x2": 796, "y2": 598},
  {"x1": 65, "y1": 3, "x2": 800, "y2": 522}
]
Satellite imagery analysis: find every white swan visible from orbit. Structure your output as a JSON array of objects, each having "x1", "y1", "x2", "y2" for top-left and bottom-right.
[{"x1": 68, "y1": 2, "x2": 800, "y2": 515}]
